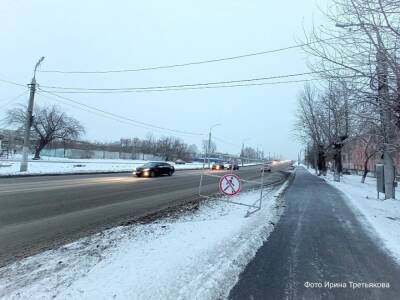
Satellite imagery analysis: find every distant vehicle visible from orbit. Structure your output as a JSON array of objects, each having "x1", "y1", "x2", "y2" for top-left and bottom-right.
[
  {"x1": 175, "y1": 159, "x2": 186, "y2": 165},
  {"x1": 135, "y1": 162, "x2": 175, "y2": 177},
  {"x1": 262, "y1": 162, "x2": 272, "y2": 172},
  {"x1": 225, "y1": 162, "x2": 240, "y2": 170},
  {"x1": 211, "y1": 162, "x2": 225, "y2": 170}
]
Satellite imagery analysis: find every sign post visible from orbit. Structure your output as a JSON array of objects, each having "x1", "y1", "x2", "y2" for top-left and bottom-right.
[{"x1": 376, "y1": 164, "x2": 385, "y2": 199}]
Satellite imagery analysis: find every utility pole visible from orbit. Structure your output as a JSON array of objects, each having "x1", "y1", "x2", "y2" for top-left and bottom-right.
[
  {"x1": 240, "y1": 138, "x2": 250, "y2": 167},
  {"x1": 376, "y1": 35, "x2": 395, "y2": 199},
  {"x1": 207, "y1": 130, "x2": 212, "y2": 169},
  {"x1": 20, "y1": 57, "x2": 45, "y2": 172},
  {"x1": 241, "y1": 143, "x2": 244, "y2": 167},
  {"x1": 336, "y1": 22, "x2": 395, "y2": 198},
  {"x1": 206, "y1": 123, "x2": 221, "y2": 169}
]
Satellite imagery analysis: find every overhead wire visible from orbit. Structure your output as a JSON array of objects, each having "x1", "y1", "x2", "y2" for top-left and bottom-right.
[
  {"x1": 39, "y1": 35, "x2": 350, "y2": 74},
  {"x1": 38, "y1": 68, "x2": 351, "y2": 93},
  {"x1": 212, "y1": 135, "x2": 241, "y2": 147},
  {"x1": 0, "y1": 90, "x2": 29, "y2": 110},
  {"x1": 39, "y1": 78, "x2": 319, "y2": 94},
  {"x1": 36, "y1": 91, "x2": 156, "y2": 130},
  {"x1": 37, "y1": 90, "x2": 205, "y2": 137},
  {"x1": 0, "y1": 77, "x2": 27, "y2": 88}
]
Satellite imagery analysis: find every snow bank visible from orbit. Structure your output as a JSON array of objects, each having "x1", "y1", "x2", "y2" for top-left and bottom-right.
[
  {"x1": 0, "y1": 184, "x2": 287, "y2": 300},
  {"x1": 321, "y1": 172, "x2": 400, "y2": 264}
]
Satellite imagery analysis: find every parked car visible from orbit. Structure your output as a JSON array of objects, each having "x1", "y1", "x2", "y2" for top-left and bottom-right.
[
  {"x1": 135, "y1": 162, "x2": 175, "y2": 177},
  {"x1": 175, "y1": 159, "x2": 186, "y2": 165},
  {"x1": 262, "y1": 162, "x2": 272, "y2": 172},
  {"x1": 225, "y1": 162, "x2": 240, "y2": 170},
  {"x1": 211, "y1": 162, "x2": 225, "y2": 170}
]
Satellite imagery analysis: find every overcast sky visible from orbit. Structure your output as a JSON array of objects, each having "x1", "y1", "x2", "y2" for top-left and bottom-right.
[{"x1": 0, "y1": 0, "x2": 327, "y2": 159}]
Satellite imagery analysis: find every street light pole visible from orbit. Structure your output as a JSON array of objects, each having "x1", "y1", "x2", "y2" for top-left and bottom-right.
[
  {"x1": 207, "y1": 123, "x2": 221, "y2": 169},
  {"x1": 376, "y1": 35, "x2": 396, "y2": 199},
  {"x1": 20, "y1": 57, "x2": 45, "y2": 172},
  {"x1": 240, "y1": 138, "x2": 250, "y2": 166}
]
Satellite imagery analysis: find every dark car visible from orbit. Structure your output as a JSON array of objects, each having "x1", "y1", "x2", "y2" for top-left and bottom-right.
[
  {"x1": 135, "y1": 162, "x2": 175, "y2": 177},
  {"x1": 211, "y1": 162, "x2": 225, "y2": 170},
  {"x1": 225, "y1": 162, "x2": 239, "y2": 170}
]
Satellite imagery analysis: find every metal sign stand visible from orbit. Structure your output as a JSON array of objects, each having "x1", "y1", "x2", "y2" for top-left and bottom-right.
[{"x1": 198, "y1": 157, "x2": 266, "y2": 217}]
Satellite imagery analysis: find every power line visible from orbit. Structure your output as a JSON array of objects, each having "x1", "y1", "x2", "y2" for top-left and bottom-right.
[
  {"x1": 37, "y1": 91, "x2": 153, "y2": 130},
  {"x1": 39, "y1": 78, "x2": 319, "y2": 94},
  {"x1": 0, "y1": 90, "x2": 29, "y2": 110},
  {"x1": 213, "y1": 135, "x2": 241, "y2": 148},
  {"x1": 39, "y1": 68, "x2": 348, "y2": 92},
  {"x1": 0, "y1": 78, "x2": 27, "y2": 88},
  {"x1": 38, "y1": 90, "x2": 205, "y2": 137},
  {"x1": 38, "y1": 36, "x2": 349, "y2": 74},
  {"x1": 0, "y1": 90, "x2": 28, "y2": 102},
  {"x1": 41, "y1": 78, "x2": 320, "y2": 94}
]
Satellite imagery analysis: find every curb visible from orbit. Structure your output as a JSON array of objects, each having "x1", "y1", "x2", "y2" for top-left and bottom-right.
[{"x1": 274, "y1": 169, "x2": 296, "y2": 199}]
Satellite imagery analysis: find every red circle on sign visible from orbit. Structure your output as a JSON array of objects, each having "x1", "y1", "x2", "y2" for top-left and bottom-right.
[{"x1": 219, "y1": 174, "x2": 241, "y2": 196}]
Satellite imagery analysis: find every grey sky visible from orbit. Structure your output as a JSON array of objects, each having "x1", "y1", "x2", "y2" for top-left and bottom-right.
[{"x1": 0, "y1": 0, "x2": 326, "y2": 159}]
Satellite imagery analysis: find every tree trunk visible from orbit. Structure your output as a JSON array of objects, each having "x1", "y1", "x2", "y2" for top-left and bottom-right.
[
  {"x1": 361, "y1": 158, "x2": 369, "y2": 184},
  {"x1": 317, "y1": 148, "x2": 326, "y2": 176},
  {"x1": 34, "y1": 143, "x2": 46, "y2": 159},
  {"x1": 313, "y1": 145, "x2": 318, "y2": 175},
  {"x1": 333, "y1": 149, "x2": 341, "y2": 182}
]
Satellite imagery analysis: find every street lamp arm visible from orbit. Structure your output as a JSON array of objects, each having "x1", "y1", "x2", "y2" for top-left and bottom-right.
[
  {"x1": 210, "y1": 123, "x2": 222, "y2": 131},
  {"x1": 33, "y1": 57, "x2": 45, "y2": 79}
]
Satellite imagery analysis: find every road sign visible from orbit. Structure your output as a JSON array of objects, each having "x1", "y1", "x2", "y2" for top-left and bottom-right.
[{"x1": 219, "y1": 174, "x2": 241, "y2": 196}]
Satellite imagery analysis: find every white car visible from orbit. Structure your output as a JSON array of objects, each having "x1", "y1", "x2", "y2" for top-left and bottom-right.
[{"x1": 262, "y1": 162, "x2": 272, "y2": 172}]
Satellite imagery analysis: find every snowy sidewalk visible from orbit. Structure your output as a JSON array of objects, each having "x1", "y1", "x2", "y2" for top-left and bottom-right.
[
  {"x1": 229, "y1": 167, "x2": 400, "y2": 300},
  {"x1": 323, "y1": 173, "x2": 400, "y2": 264}
]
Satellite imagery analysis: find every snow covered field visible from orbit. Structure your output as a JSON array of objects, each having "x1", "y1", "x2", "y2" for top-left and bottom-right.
[
  {"x1": 320, "y1": 171, "x2": 400, "y2": 264},
  {"x1": 0, "y1": 183, "x2": 288, "y2": 300}
]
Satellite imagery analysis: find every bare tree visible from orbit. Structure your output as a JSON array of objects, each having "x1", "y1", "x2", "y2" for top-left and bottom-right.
[
  {"x1": 202, "y1": 139, "x2": 217, "y2": 155},
  {"x1": 242, "y1": 146, "x2": 258, "y2": 159},
  {"x1": 187, "y1": 144, "x2": 198, "y2": 160},
  {"x1": 294, "y1": 84, "x2": 327, "y2": 175},
  {"x1": 7, "y1": 105, "x2": 85, "y2": 159},
  {"x1": 300, "y1": 0, "x2": 400, "y2": 196}
]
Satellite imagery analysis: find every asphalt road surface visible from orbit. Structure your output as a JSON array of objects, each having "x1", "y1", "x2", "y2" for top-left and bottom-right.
[
  {"x1": 229, "y1": 167, "x2": 400, "y2": 300},
  {"x1": 0, "y1": 164, "x2": 289, "y2": 267}
]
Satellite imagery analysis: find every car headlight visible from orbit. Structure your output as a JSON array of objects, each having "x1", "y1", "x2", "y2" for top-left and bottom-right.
[{"x1": 143, "y1": 168, "x2": 150, "y2": 171}]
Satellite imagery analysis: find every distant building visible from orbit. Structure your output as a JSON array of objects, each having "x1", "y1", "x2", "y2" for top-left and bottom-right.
[
  {"x1": 0, "y1": 128, "x2": 22, "y2": 157},
  {"x1": 342, "y1": 137, "x2": 400, "y2": 175}
]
